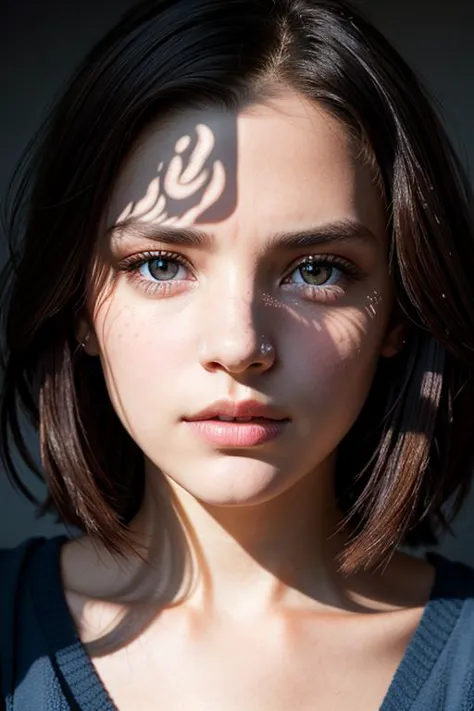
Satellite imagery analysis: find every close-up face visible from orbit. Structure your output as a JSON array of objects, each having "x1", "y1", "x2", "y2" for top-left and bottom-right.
[{"x1": 84, "y1": 88, "x2": 399, "y2": 508}]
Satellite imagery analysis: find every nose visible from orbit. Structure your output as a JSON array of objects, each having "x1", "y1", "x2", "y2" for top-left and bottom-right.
[{"x1": 198, "y1": 290, "x2": 276, "y2": 375}]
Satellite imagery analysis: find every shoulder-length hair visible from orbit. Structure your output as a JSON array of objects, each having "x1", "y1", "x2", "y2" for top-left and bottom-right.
[{"x1": 1, "y1": 0, "x2": 473, "y2": 573}]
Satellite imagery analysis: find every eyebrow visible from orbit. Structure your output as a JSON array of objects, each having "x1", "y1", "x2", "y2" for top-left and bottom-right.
[{"x1": 109, "y1": 218, "x2": 378, "y2": 251}]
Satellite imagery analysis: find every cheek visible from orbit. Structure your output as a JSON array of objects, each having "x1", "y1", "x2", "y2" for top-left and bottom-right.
[
  {"x1": 93, "y1": 298, "x2": 191, "y2": 420},
  {"x1": 287, "y1": 303, "x2": 387, "y2": 428},
  {"x1": 322, "y1": 306, "x2": 382, "y2": 367}
]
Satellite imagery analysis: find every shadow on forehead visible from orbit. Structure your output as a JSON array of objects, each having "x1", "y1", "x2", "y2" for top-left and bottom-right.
[{"x1": 112, "y1": 110, "x2": 239, "y2": 230}]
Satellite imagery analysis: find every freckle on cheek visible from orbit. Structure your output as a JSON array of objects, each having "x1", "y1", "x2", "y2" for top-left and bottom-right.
[{"x1": 262, "y1": 293, "x2": 285, "y2": 309}]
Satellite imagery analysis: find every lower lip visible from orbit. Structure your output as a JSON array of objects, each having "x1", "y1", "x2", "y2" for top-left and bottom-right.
[{"x1": 183, "y1": 419, "x2": 289, "y2": 446}]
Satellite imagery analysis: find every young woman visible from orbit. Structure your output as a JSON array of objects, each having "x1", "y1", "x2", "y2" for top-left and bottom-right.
[{"x1": 1, "y1": 0, "x2": 473, "y2": 709}]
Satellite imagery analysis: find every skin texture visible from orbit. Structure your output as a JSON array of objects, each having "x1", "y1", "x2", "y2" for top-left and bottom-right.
[
  {"x1": 66, "y1": 89, "x2": 434, "y2": 710},
  {"x1": 88, "y1": 92, "x2": 396, "y2": 516}
]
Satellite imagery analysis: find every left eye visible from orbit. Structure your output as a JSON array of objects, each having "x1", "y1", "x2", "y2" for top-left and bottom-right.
[
  {"x1": 138, "y1": 257, "x2": 187, "y2": 281},
  {"x1": 287, "y1": 260, "x2": 342, "y2": 287}
]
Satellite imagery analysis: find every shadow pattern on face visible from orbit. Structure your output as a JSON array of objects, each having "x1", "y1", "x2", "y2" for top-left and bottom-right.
[{"x1": 113, "y1": 113, "x2": 238, "y2": 230}]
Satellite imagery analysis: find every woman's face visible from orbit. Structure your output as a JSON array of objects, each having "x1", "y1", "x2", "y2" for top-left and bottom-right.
[{"x1": 86, "y1": 89, "x2": 399, "y2": 506}]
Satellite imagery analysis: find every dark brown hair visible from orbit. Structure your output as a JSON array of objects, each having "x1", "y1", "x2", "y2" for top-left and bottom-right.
[{"x1": 1, "y1": 0, "x2": 473, "y2": 572}]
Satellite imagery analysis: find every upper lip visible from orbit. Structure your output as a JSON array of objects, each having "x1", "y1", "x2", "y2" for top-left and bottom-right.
[{"x1": 184, "y1": 399, "x2": 289, "y2": 421}]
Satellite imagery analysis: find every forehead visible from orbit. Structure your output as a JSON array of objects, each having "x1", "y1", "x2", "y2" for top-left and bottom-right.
[{"x1": 107, "y1": 90, "x2": 385, "y2": 237}]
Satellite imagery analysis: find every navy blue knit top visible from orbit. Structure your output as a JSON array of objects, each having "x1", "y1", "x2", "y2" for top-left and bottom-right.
[{"x1": 1, "y1": 536, "x2": 473, "y2": 710}]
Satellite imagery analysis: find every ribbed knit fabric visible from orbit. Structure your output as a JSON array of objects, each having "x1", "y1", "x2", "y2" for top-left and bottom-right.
[
  {"x1": 1, "y1": 536, "x2": 473, "y2": 710},
  {"x1": 380, "y1": 552, "x2": 474, "y2": 710}
]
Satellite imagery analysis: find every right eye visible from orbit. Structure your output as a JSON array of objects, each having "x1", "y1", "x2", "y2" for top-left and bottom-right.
[
  {"x1": 138, "y1": 255, "x2": 189, "y2": 282},
  {"x1": 117, "y1": 249, "x2": 195, "y2": 296}
]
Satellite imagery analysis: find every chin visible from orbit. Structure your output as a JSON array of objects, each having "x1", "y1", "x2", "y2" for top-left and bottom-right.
[{"x1": 164, "y1": 456, "x2": 290, "y2": 507}]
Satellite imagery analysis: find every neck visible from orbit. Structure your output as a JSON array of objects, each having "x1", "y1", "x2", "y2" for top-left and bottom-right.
[{"x1": 130, "y1": 457, "x2": 349, "y2": 616}]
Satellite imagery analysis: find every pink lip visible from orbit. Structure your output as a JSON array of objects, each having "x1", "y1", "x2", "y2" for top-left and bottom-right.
[
  {"x1": 185, "y1": 398, "x2": 288, "y2": 422},
  {"x1": 183, "y1": 418, "x2": 289, "y2": 447}
]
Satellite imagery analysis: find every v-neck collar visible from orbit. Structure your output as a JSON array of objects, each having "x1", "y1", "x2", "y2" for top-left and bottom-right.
[
  {"x1": 28, "y1": 536, "x2": 117, "y2": 711},
  {"x1": 379, "y1": 551, "x2": 466, "y2": 710},
  {"x1": 27, "y1": 537, "x2": 467, "y2": 711}
]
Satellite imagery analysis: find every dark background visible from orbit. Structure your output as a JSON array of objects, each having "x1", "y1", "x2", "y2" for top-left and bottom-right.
[{"x1": 1, "y1": 0, "x2": 473, "y2": 564}]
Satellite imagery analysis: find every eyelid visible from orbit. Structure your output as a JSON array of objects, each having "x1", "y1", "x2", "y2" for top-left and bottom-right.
[
  {"x1": 282, "y1": 253, "x2": 364, "y2": 281},
  {"x1": 117, "y1": 250, "x2": 362, "y2": 273},
  {"x1": 117, "y1": 249, "x2": 194, "y2": 275}
]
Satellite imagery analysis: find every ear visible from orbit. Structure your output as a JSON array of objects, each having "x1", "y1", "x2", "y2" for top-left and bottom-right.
[
  {"x1": 380, "y1": 320, "x2": 408, "y2": 358},
  {"x1": 75, "y1": 318, "x2": 100, "y2": 357}
]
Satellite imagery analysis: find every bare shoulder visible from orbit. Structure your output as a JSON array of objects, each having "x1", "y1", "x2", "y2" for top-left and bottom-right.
[
  {"x1": 342, "y1": 549, "x2": 436, "y2": 614},
  {"x1": 59, "y1": 534, "x2": 176, "y2": 647},
  {"x1": 60, "y1": 536, "x2": 127, "y2": 644},
  {"x1": 377, "y1": 550, "x2": 436, "y2": 608},
  {"x1": 60, "y1": 535, "x2": 123, "y2": 598}
]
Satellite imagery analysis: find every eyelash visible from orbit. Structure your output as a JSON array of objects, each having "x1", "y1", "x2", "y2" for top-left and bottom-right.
[{"x1": 116, "y1": 250, "x2": 365, "y2": 301}]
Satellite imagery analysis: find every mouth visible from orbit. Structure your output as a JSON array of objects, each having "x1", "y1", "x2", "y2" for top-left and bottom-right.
[
  {"x1": 182, "y1": 399, "x2": 290, "y2": 447},
  {"x1": 182, "y1": 416, "x2": 290, "y2": 447},
  {"x1": 200, "y1": 415, "x2": 286, "y2": 423}
]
